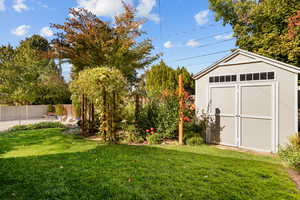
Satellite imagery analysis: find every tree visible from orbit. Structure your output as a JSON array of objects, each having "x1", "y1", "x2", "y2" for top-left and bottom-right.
[
  {"x1": 0, "y1": 45, "x2": 16, "y2": 104},
  {"x1": 51, "y1": 5, "x2": 158, "y2": 82},
  {"x1": 175, "y1": 67, "x2": 195, "y2": 94},
  {"x1": 70, "y1": 67, "x2": 128, "y2": 141},
  {"x1": 209, "y1": 0, "x2": 300, "y2": 66},
  {"x1": 145, "y1": 60, "x2": 195, "y2": 96},
  {"x1": 0, "y1": 35, "x2": 70, "y2": 105},
  {"x1": 51, "y1": 4, "x2": 158, "y2": 136},
  {"x1": 146, "y1": 60, "x2": 177, "y2": 96}
]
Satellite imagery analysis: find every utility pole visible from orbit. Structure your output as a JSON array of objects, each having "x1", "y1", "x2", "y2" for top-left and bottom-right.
[
  {"x1": 178, "y1": 74, "x2": 184, "y2": 145},
  {"x1": 288, "y1": 10, "x2": 300, "y2": 40}
]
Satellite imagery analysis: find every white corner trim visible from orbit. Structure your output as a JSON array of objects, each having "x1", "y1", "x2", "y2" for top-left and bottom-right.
[
  {"x1": 275, "y1": 81, "x2": 279, "y2": 152},
  {"x1": 295, "y1": 74, "x2": 298, "y2": 133}
]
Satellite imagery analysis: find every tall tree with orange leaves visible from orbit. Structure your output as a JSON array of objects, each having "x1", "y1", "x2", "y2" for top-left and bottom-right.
[{"x1": 51, "y1": 4, "x2": 158, "y2": 136}]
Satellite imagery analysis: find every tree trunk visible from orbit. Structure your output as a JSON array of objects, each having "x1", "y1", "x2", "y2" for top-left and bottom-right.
[
  {"x1": 135, "y1": 94, "x2": 140, "y2": 122},
  {"x1": 103, "y1": 89, "x2": 107, "y2": 142},
  {"x1": 112, "y1": 92, "x2": 116, "y2": 142},
  {"x1": 81, "y1": 94, "x2": 85, "y2": 136},
  {"x1": 91, "y1": 102, "x2": 95, "y2": 128}
]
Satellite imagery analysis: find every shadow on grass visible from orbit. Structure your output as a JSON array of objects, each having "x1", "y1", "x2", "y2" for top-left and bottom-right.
[{"x1": 0, "y1": 144, "x2": 299, "y2": 200}]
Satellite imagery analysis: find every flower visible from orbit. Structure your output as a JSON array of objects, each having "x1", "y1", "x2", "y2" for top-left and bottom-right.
[
  {"x1": 146, "y1": 129, "x2": 150, "y2": 133},
  {"x1": 190, "y1": 104, "x2": 195, "y2": 110},
  {"x1": 150, "y1": 128, "x2": 154, "y2": 131},
  {"x1": 183, "y1": 116, "x2": 191, "y2": 122}
]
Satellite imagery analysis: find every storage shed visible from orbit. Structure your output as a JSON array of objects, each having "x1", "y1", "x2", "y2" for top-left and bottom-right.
[{"x1": 193, "y1": 49, "x2": 300, "y2": 153}]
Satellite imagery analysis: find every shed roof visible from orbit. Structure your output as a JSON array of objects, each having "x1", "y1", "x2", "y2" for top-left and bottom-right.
[{"x1": 193, "y1": 49, "x2": 300, "y2": 80}]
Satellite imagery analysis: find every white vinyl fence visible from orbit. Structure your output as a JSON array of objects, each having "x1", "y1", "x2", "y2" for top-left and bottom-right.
[{"x1": 0, "y1": 105, "x2": 48, "y2": 121}]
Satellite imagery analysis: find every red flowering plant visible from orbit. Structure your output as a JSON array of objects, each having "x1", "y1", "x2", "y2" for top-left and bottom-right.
[
  {"x1": 182, "y1": 92, "x2": 195, "y2": 123},
  {"x1": 182, "y1": 93, "x2": 207, "y2": 143},
  {"x1": 145, "y1": 128, "x2": 157, "y2": 135}
]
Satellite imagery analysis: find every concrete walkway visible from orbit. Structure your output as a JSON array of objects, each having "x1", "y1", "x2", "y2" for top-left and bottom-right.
[{"x1": 0, "y1": 118, "x2": 58, "y2": 132}]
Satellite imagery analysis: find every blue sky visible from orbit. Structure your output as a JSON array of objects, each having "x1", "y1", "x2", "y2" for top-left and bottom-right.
[{"x1": 0, "y1": 0, "x2": 236, "y2": 80}]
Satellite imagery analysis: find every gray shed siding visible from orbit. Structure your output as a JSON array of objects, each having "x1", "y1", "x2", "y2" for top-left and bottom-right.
[{"x1": 195, "y1": 55, "x2": 298, "y2": 149}]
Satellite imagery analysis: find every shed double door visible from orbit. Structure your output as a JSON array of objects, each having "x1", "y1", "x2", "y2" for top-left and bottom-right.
[{"x1": 208, "y1": 82, "x2": 276, "y2": 152}]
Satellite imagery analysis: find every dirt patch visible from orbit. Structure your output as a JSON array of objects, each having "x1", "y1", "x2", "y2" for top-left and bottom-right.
[
  {"x1": 214, "y1": 145, "x2": 276, "y2": 157},
  {"x1": 287, "y1": 168, "x2": 300, "y2": 190},
  {"x1": 86, "y1": 135, "x2": 103, "y2": 141}
]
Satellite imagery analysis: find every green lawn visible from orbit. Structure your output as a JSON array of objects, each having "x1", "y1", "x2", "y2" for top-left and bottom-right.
[{"x1": 0, "y1": 128, "x2": 299, "y2": 200}]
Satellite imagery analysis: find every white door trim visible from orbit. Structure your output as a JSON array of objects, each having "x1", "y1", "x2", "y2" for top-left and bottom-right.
[{"x1": 236, "y1": 84, "x2": 240, "y2": 146}]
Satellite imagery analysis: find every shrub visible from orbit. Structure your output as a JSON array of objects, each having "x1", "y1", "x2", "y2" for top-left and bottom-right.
[
  {"x1": 55, "y1": 104, "x2": 64, "y2": 116},
  {"x1": 288, "y1": 133, "x2": 300, "y2": 149},
  {"x1": 136, "y1": 95, "x2": 179, "y2": 139},
  {"x1": 72, "y1": 103, "x2": 81, "y2": 119},
  {"x1": 125, "y1": 132, "x2": 144, "y2": 144},
  {"x1": 147, "y1": 133, "x2": 162, "y2": 145},
  {"x1": 47, "y1": 105, "x2": 55, "y2": 113},
  {"x1": 8, "y1": 122, "x2": 66, "y2": 132},
  {"x1": 121, "y1": 124, "x2": 144, "y2": 144},
  {"x1": 184, "y1": 117, "x2": 206, "y2": 138},
  {"x1": 279, "y1": 133, "x2": 300, "y2": 169},
  {"x1": 186, "y1": 136, "x2": 204, "y2": 146},
  {"x1": 136, "y1": 100, "x2": 160, "y2": 138},
  {"x1": 156, "y1": 95, "x2": 179, "y2": 138},
  {"x1": 279, "y1": 145, "x2": 300, "y2": 169},
  {"x1": 123, "y1": 102, "x2": 136, "y2": 124}
]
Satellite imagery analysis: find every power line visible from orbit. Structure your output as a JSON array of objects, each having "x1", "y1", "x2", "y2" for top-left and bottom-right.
[
  {"x1": 180, "y1": 61, "x2": 215, "y2": 67},
  {"x1": 167, "y1": 23, "x2": 223, "y2": 38},
  {"x1": 194, "y1": 31, "x2": 232, "y2": 41},
  {"x1": 171, "y1": 49, "x2": 232, "y2": 62},
  {"x1": 158, "y1": 0, "x2": 162, "y2": 51},
  {"x1": 197, "y1": 38, "x2": 235, "y2": 48},
  {"x1": 151, "y1": 31, "x2": 233, "y2": 44}
]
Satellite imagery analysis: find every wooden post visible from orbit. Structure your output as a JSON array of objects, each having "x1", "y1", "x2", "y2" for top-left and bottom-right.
[
  {"x1": 178, "y1": 74, "x2": 184, "y2": 145},
  {"x1": 288, "y1": 10, "x2": 300, "y2": 40}
]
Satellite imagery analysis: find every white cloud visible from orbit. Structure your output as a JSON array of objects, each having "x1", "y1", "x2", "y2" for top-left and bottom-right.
[
  {"x1": 0, "y1": 0, "x2": 5, "y2": 11},
  {"x1": 194, "y1": 10, "x2": 209, "y2": 25},
  {"x1": 76, "y1": 0, "x2": 131, "y2": 18},
  {"x1": 35, "y1": 0, "x2": 48, "y2": 8},
  {"x1": 136, "y1": 0, "x2": 160, "y2": 23},
  {"x1": 75, "y1": 0, "x2": 159, "y2": 23},
  {"x1": 13, "y1": 0, "x2": 28, "y2": 12},
  {"x1": 214, "y1": 33, "x2": 233, "y2": 40},
  {"x1": 40, "y1": 26, "x2": 53, "y2": 37},
  {"x1": 186, "y1": 39, "x2": 199, "y2": 47},
  {"x1": 163, "y1": 41, "x2": 173, "y2": 48},
  {"x1": 11, "y1": 24, "x2": 30, "y2": 36}
]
